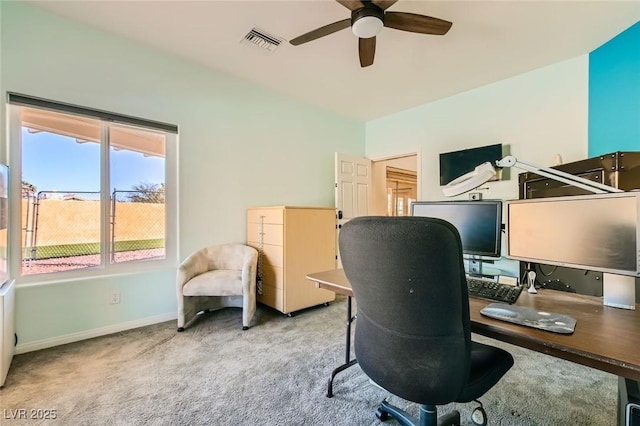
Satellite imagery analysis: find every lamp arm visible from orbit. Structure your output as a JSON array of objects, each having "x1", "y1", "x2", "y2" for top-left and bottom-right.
[
  {"x1": 496, "y1": 156, "x2": 622, "y2": 194},
  {"x1": 442, "y1": 162, "x2": 497, "y2": 197}
]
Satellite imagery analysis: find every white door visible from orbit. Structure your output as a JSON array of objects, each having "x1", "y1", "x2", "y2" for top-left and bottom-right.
[{"x1": 335, "y1": 152, "x2": 372, "y2": 267}]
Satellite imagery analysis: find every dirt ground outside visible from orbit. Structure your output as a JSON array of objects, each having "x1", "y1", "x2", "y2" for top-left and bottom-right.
[{"x1": 21, "y1": 248, "x2": 165, "y2": 275}]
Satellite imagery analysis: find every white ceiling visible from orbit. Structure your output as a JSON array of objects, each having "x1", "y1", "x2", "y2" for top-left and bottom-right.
[{"x1": 26, "y1": 0, "x2": 640, "y2": 121}]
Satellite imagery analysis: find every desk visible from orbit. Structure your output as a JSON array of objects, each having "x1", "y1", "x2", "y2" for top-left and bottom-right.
[
  {"x1": 307, "y1": 269, "x2": 357, "y2": 397},
  {"x1": 306, "y1": 269, "x2": 640, "y2": 399}
]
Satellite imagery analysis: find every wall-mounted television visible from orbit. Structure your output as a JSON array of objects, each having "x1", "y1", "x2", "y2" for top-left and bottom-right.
[{"x1": 439, "y1": 143, "x2": 507, "y2": 186}]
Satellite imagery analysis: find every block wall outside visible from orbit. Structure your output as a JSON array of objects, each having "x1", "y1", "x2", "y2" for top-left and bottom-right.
[{"x1": 20, "y1": 199, "x2": 164, "y2": 247}]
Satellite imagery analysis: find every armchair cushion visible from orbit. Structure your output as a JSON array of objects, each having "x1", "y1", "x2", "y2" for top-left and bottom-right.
[{"x1": 182, "y1": 270, "x2": 243, "y2": 297}]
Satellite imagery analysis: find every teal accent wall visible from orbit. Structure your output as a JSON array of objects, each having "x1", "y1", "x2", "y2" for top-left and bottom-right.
[{"x1": 588, "y1": 22, "x2": 640, "y2": 156}]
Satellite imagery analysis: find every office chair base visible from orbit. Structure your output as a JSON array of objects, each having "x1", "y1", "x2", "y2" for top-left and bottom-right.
[
  {"x1": 471, "y1": 401, "x2": 487, "y2": 426},
  {"x1": 375, "y1": 400, "x2": 460, "y2": 426}
]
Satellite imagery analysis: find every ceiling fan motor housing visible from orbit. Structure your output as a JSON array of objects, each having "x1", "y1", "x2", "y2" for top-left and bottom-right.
[{"x1": 351, "y1": 5, "x2": 384, "y2": 38}]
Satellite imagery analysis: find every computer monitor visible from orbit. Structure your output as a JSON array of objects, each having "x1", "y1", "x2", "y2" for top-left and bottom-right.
[
  {"x1": 506, "y1": 192, "x2": 640, "y2": 309},
  {"x1": 411, "y1": 200, "x2": 503, "y2": 274}
]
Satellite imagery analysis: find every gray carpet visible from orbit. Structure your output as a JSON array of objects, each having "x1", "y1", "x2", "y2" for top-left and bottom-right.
[{"x1": 0, "y1": 296, "x2": 616, "y2": 425}]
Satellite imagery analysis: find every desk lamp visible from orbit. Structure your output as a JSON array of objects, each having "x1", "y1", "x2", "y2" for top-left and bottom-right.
[
  {"x1": 442, "y1": 155, "x2": 623, "y2": 197},
  {"x1": 443, "y1": 155, "x2": 635, "y2": 310}
]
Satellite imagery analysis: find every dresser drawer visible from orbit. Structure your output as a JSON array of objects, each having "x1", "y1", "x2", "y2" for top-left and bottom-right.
[
  {"x1": 257, "y1": 283, "x2": 283, "y2": 312},
  {"x1": 261, "y1": 264, "x2": 283, "y2": 290},
  {"x1": 247, "y1": 222, "x2": 283, "y2": 246},
  {"x1": 247, "y1": 208, "x2": 284, "y2": 225},
  {"x1": 247, "y1": 242, "x2": 284, "y2": 269},
  {"x1": 261, "y1": 244, "x2": 283, "y2": 268}
]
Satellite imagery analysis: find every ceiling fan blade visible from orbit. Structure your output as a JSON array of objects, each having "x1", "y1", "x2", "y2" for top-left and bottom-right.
[
  {"x1": 359, "y1": 37, "x2": 376, "y2": 68},
  {"x1": 384, "y1": 12, "x2": 452, "y2": 35},
  {"x1": 371, "y1": 0, "x2": 398, "y2": 10},
  {"x1": 289, "y1": 19, "x2": 351, "y2": 46},
  {"x1": 336, "y1": 0, "x2": 365, "y2": 11}
]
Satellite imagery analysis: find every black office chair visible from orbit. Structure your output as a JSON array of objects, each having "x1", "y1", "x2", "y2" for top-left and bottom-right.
[{"x1": 339, "y1": 216, "x2": 514, "y2": 426}]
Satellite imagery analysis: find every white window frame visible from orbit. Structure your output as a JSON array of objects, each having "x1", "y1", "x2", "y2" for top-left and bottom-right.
[{"x1": 7, "y1": 98, "x2": 178, "y2": 286}]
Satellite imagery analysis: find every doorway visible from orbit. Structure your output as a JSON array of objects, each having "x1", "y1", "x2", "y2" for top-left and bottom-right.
[
  {"x1": 334, "y1": 152, "x2": 418, "y2": 267},
  {"x1": 371, "y1": 154, "x2": 418, "y2": 216},
  {"x1": 385, "y1": 166, "x2": 417, "y2": 216}
]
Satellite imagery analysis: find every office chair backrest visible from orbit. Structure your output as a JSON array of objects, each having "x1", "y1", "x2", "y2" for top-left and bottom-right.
[{"x1": 339, "y1": 216, "x2": 471, "y2": 405}]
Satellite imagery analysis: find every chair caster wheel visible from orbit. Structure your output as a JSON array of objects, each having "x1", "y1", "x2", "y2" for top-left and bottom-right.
[
  {"x1": 471, "y1": 406, "x2": 487, "y2": 426},
  {"x1": 242, "y1": 326, "x2": 249, "y2": 331},
  {"x1": 375, "y1": 407, "x2": 390, "y2": 422},
  {"x1": 177, "y1": 327, "x2": 185, "y2": 332}
]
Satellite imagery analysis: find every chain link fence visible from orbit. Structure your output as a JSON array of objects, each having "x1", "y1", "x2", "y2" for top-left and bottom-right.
[
  {"x1": 21, "y1": 189, "x2": 165, "y2": 275},
  {"x1": 110, "y1": 190, "x2": 165, "y2": 263}
]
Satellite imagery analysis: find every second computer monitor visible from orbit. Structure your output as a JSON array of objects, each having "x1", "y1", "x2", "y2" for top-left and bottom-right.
[{"x1": 411, "y1": 200, "x2": 503, "y2": 258}]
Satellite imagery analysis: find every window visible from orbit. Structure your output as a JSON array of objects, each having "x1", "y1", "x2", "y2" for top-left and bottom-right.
[
  {"x1": 8, "y1": 94, "x2": 177, "y2": 279},
  {"x1": 109, "y1": 123, "x2": 167, "y2": 264}
]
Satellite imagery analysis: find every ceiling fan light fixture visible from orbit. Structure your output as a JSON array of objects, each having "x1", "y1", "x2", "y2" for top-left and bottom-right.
[
  {"x1": 352, "y1": 16, "x2": 383, "y2": 38},
  {"x1": 351, "y1": 6, "x2": 384, "y2": 38}
]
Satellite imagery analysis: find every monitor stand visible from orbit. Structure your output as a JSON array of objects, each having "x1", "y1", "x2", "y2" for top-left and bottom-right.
[
  {"x1": 603, "y1": 273, "x2": 636, "y2": 310},
  {"x1": 466, "y1": 257, "x2": 501, "y2": 278}
]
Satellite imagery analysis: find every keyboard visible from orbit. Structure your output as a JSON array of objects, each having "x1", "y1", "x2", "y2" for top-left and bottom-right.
[
  {"x1": 466, "y1": 277, "x2": 523, "y2": 304},
  {"x1": 480, "y1": 303, "x2": 577, "y2": 334}
]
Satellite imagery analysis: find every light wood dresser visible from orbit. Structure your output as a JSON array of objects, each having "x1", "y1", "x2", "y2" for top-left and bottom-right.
[{"x1": 247, "y1": 206, "x2": 336, "y2": 315}]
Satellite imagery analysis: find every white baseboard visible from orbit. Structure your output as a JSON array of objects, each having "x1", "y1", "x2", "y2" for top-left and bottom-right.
[{"x1": 15, "y1": 312, "x2": 177, "y2": 355}]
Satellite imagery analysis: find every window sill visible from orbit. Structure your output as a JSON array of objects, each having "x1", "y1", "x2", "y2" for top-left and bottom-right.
[{"x1": 15, "y1": 259, "x2": 177, "y2": 287}]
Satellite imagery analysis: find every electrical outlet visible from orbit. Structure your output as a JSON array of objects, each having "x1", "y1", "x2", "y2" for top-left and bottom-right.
[
  {"x1": 469, "y1": 192, "x2": 482, "y2": 201},
  {"x1": 110, "y1": 291, "x2": 121, "y2": 305}
]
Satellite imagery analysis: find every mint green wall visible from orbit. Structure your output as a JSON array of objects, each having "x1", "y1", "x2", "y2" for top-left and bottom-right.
[
  {"x1": 0, "y1": 2, "x2": 364, "y2": 351},
  {"x1": 366, "y1": 57, "x2": 589, "y2": 202},
  {"x1": 365, "y1": 57, "x2": 590, "y2": 277}
]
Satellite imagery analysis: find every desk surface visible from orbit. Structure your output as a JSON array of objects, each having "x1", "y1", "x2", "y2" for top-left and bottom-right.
[{"x1": 306, "y1": 269, "x2": 640, "y2": 381}]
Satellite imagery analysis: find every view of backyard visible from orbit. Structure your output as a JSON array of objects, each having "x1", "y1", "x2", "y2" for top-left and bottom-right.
[
  {"x1": 21, "y1": 191, "x2": 166, "y2": 275},
  {"x1": 20, "y1": 107, "x2": 167, "y2": 276},
  {"x1": 22, "y1": 191, "x2": 164, "y2": 275}
]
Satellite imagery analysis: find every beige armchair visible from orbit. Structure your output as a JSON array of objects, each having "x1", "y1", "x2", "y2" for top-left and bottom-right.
[{"x1": 176, "y1": 244, "x2": 258, "y2": 331}]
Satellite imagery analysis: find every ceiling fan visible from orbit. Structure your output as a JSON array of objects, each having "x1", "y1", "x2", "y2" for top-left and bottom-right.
[{"x1": 289, "y1": 0, "x2": 452, "y2": 68}]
